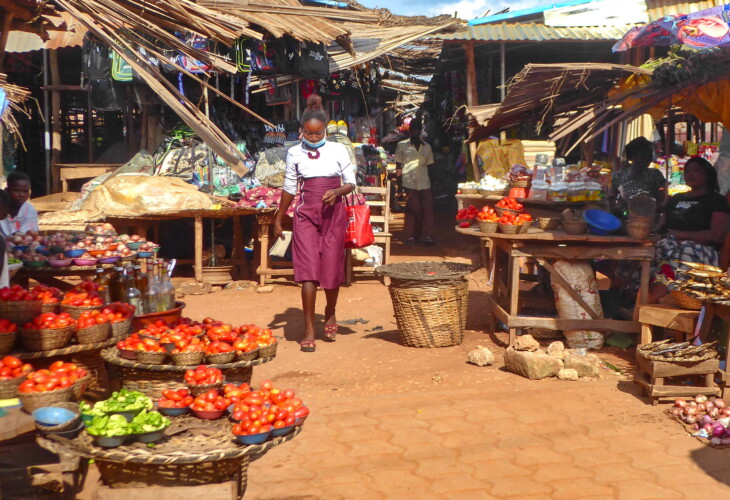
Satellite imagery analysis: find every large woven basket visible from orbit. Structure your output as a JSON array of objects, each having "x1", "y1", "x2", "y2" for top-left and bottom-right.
[
  {"x1": 41, "y1": 303, "x2": 60, "y2": 314},
  {"x1": 495, "y1": 206, "x2": 521, "y2": 218},
  {"x1": 170, "y1": 351, "x2": 205, "y2": 366},
  {"x1": 20, "y1": 325, "x2": 75, "y2": 352},
  {"x1": 76, "y1": 323, "x2": 111, "y2": 345},
  {"x1": 206, "y1": 352, "x2": 235, "y2": 365},
  {"x1": 258, "y1": 342, "x2": 277, "y2": 358},
  {"x1": 136, "y1": 351, "x2": 167, "y2": 365},
  {"x1": 0, "y1": 331, "x2": 17, "y2": 355},
  {"x1": 111, "y1": 318, "x2": 133, "y2": 338},
  {"x1": 72, "y1": 373, "x2": 92, "y2": 400},
  {"x1": 499, "y1": 222, "x2": 521, "y2": 234},
  {"x1": 0, "y1": 373, "x2": 26, "y2": 399},
  {"x1": 537, "y1": 217, "x2": 560, "y2": 230},
  {"x1": 72, "y1": 350, "x2": 109, "y2": 392},
  {"x1": 237, "y1": 347, "x2": 259, "y2": 362},
  {"x1": 19, "y1": 384, "x2": 75, "y2": 413},
  {"x1": 671, "y1": 290, "x2": 703, "y2": 310},
  {"x1": 116, "y1": 365, "x2": 253, "y2": 399},
  {"x1": 460, "y1": 187, "x2": 478, "y2": 195},
  {"x1": 0, "y1": 300, "x2": 42, "y2": 325},
  {"x1": 188, "y1": 380, "x2": 223, "y2": 397},
  {"x1": 627, "y1": 219, "x2": 651, "y2": 240},
  {"x1": 510, "y1": 178, "x2": 531, "y2": 189},
  {"x1": 563, "y1": 220, "x2": 587, "y2": 235},
  {"x1": 61, "y1": 304, "x2": 103, "y2": 320}
]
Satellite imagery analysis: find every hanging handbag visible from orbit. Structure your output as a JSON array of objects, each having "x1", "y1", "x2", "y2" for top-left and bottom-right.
[
  {"x1": 111, "y1": 50, "x2": 133, "y2": 82},
  {"x1": 297, "y1": 41, "x2": 330, "y2": 80},
  {"x1": 344, "y1": 193, "x2": 375, "y2": 249}
]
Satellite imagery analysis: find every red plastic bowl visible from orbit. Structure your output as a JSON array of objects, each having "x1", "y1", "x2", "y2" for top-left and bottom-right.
[{"x1": 189, "y1": 406, "x2": 226, "y2": 420}]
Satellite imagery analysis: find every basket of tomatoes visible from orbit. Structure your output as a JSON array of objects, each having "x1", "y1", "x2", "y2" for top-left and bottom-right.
[
  {"x1": 60, "y1": 285, "x2": 105, "y2": 319},
  {"x1": 185, "y1": 365, "x2": 224, "y2": 396},
  {"x1": 0, "y1": 355, "x2": 32, "y2": 399},
  {"x1": 76, "y1": 310, "x2": 113, "y2": 344},
  {"x1": 495, "y1": 196, "x2": 524, "y2": 217},
  {"x1": 18, "y1": 362, "x2": 88, "y2": 413},
  {"x1": 476, "y1": 206, "x2": 499, "y2": 233},
  {"x1": 107, "y1": 302, "x2": 136, "y2": 338},
  {"x1": 0, "y1": 285, "x2": 43, "y2": 325},
  {"x1": 31, "y1": 285, "x2": 62, "y2": 314},
  {"x1": 0, "y1": 319, "x2": 18, "y2": 355},
  {"x1": 19, "y1": 312, "x2": 76, "y2": 352},
  {"x1": 205, "y1": 341, "x2": 235, "y2": 365},
  {"x1": 455, "y1": 205, "x2": 479, "y2": 228}
]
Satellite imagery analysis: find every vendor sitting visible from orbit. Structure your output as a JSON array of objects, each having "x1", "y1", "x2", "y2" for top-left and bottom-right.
[
  {"x1": 649, "y1": 157, "x2": 730, "y2": 302},
  {"x1": 609, "y1": 137, "x2": 666, "y2": 215},
  {"x1": 0, "y1": 171, "x2": 38, "y2": 237}
]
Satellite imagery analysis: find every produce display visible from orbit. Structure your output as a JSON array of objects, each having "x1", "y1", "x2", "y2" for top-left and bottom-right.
[
  {"x1": 0, "y1": 284, "x2": 39, "y2": 302},
  {"x1": 230, "y1": 380, "x2": 309, "y2": 438},
  {"x1": 79, "y1": 389, "x2": 153, "y2": 417},
  {"x1": 80, "y1": 390, "x2": 168, "y2": 443},
  {"x1": 456, "y1": 205, "x2": 479, "y2": 227},
  {"x1": 669, "y1": 395, "x2": 730, "y2": 446},
  {"x1": 185, "y1": 365, "x2": 223, "y2": 386},
  {"x1": 0, "y1": 319, "x2": 18, "y2": 335},
  {"x1": 495, "y1": 196, "x2": 524, "y2": 212},
  {"x1": 476, "y1": 206, "x2": 499, "y2": 223},
  {"x1": 23, "y1": 312, "x2": 75, "y2": 330},
  {"x1": 18, "y1": 361, "x2": 87, "y2": 393},
  {"x1": 77, "y1": 310, "x2": 114, "y2": 329},
  {"x1": 61, "y1": 290, "x2": 104, "y2": 307},
  {"x1": 0, "y1": 355, "x2": 31, "y2": 380},
  {"x1": 158, "y1": 388, "x2": 194, "y2": 409},
  {"x1": 31, "y1": 286, "x2": 62, "y2": 305},
  {"x1": 658, "y1": 262, "x2": 730, "y2": 303}
]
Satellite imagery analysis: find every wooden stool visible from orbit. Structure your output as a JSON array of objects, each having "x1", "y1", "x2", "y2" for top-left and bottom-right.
[
  {"x1": 635, "y1": 352, "x2": 721, "y2": 405},
  {"x1": 636, "y1": 304, "x2": 701, "y2": 347}
]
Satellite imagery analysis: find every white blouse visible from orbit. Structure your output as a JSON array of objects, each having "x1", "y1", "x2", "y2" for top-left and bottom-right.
[{"x1": 282, "y1": 142, "x2": 356, "y2": 195}]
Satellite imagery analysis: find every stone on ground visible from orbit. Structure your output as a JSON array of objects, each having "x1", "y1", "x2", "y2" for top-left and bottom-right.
[
  {"x1": 558, "y1": 368, "x2": 579, "y2": 381},
  {"x1": 467, "y1": 346, "x2": 494, "y2": 366},
  {"x1": 513, "y1": 334, "x2": 540, "y2": 352},
  {"x1": 564, "y1": 352, "x2": 602, "y2": 378},
  {"x1": 503, "y1": 347, "x2": 561, "y2": 380},
  {"x1": 547, "y1": 341, "x2": 566, "y2": 359}
]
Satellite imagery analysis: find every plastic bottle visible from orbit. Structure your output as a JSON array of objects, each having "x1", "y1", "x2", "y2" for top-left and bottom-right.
[
  {"x1": 157, "y1": 260, "x2": 176, "y2": 312},
  {"x1": 124, "y1": 268, "x2": 143, "y2": 315},
  {"x1": 145, "y1": 260, "x2": 160, "y2": 315},
  {"x1": 94, "y1": 265, "x2": 111, "y2": 304},
  {"x1": 549, "y1": 181, "x2": 568, "y2": 203}
]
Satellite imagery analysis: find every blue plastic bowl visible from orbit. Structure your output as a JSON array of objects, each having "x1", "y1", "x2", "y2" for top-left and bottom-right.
[
  {"x1": 65, "y1": 249, "x2": 85, "y2": 258},
  {"x1": 137, "y1": 251, "x2": 153, "y2": 258},
  {"x1": 583, "y1": 209, "x2": 621, "y2": 235},
  {"x1": 271, "y1": 424, "x2": 295, "y2": 437},
  {"x1": 158, "y1": 406, "x2": 189, "y2": 417},
  {"x1": 235, "y1": 429, "x2": 271, "y2": 445},
  {"x1": 36, "y1": 246, "x2": 49, "y2": 256},
  {"x1": 13, "y1": 245, "x2": 28, "y2": 252},
  {"x1": 32, "y1": 407, "x2": 76, "y2": 427}
]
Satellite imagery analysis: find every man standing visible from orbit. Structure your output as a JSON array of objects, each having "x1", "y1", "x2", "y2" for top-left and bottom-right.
[{"x1": 395, "y1": 116, "x2": 435, "y2": 245}]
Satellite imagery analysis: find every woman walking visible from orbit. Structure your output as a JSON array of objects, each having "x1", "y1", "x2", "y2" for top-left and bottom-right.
[{"x1": 274, "y1": 95, "x2": 356, "y2": 352}]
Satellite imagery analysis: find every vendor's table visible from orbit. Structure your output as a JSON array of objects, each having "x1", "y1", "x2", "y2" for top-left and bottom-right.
[
  {"x1": 456, "y1": 193, "x2": 608, "y2": 217},
  {"x1": 456, "y1": 225, "x2": 656, "y2": 346},
  {"x1": 12, "y1": 264, "x2": 115, "y2": 290},
  {"x1": 53, "y1": 163, "x2": 123, "y2": 193},
  {"x1": 106, "y1": 207, "x2": 273, "y2": 283},
  {"x1": 255, "y1": 212, "x2": 293, "y2": 286}
]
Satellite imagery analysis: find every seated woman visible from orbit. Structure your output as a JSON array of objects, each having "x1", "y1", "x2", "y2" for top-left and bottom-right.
[{"x1": 609, "y1": 137, "x2": 667, "y2": 216}]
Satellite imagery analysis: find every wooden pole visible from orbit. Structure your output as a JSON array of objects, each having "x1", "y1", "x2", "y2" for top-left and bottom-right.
[
  {"x1": 49, "y1": 50, "x2": 62, "y2": 193},
  {"x1": 463, "y1": 42, "x2": 481, "y2": 182},
  {"x1": 500, "y1": 42, "x2": 506, "y2": 102},
  {"x1": 194, "y1": 215, "x2": 203, "y2": 283}
]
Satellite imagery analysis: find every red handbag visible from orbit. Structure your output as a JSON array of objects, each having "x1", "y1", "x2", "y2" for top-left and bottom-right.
[{"x1": 344, "y1": 193, "x2": 375, "y2": 249}]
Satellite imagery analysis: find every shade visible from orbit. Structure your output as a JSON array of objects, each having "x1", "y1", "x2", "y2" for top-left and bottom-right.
[{"x1": 613, "y1": 4, "x2": 730, "y2": 51}]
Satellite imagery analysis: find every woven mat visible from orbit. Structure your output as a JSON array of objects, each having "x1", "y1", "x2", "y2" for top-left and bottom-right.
[
  {"x1": 38, "y1": 416, "x2": 302, "y2": 464},
  {"x1": 375, "y1": 261, "x2": 474, "y2": 282},
  {"x1": 101, "y1": 347, "x2": 273, "y2": 371}
]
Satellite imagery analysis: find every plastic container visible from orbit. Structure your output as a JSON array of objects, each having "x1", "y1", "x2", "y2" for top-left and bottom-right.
[
  {"x1": 548, "y1": 182, "x2": 568, "y2": 203},
  {"x1": 132, "y1": 301, "x2": 186, "y2": 331},
  {"x1": 585, "y1": 182, "x2": 602, "y2": 201},
  {"x1": 567, "y1": 182, "x2": 586, "y2": 202},
  {"x1": 527, "y1": 180, "x2": 549, "y2": 201},
  {"x1": 235, "y1": 429, "x2": 272, "y2": 445}
]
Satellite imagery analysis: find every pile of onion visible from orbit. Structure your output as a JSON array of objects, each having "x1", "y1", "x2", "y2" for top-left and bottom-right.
[{"x1": 671, "y1": 396, "x2": 730, "y2": 445}]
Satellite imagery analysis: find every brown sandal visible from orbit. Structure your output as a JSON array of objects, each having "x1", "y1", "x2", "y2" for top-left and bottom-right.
[
  {"x1": 300, "y1": 340, "x2": 316, "y2": 352},
  {"x1": 323, "y1": 324, "x2": 338, "y2": 342}
]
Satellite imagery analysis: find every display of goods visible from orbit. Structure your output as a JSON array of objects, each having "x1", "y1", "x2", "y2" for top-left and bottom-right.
[
  {"x1": 185, "y1": 365, "x2": 223, "y2": 385},
  {"x1": 0, "y1": 285, "x2": 38, "y2": 302},
  {"x1": 18, "y1": 362, "x2": 87, "y2": 393},
  {"x1": 508, "y1": 164, "x2": 531, "y2": 185},
  {"x1": 476, "y1": 206, "x2": 499, "y2": 223},
  {"x1": 158, "y1": 388, "x2": 194, "y2": 409},
  {"x1": 24, "y1": 312, "x2": 75, "y2": 330},
  {"x1": 245, "y1": 325, "x2": 276, "y2": 348},
  {"x1": 171, "y1": 339, "x2": 205, "y2": 354},
  {"x1": 0, "y1": 320, "x2": 17, "y2": 355},
  {"x1": 550, "y1": 260, "x2": 604, "y2": 350},
  {"x1": 77, "y1": 310, "x2": 114, "y2": 329},
  {"x1": 80, "y1": 389, "x2": 153, "y2": 418},
  {"x1": 205, "y1": 340, "x2": 234, "y2": 355},
  {"x1": 495, "y1": 196, "x2": 524, "y2": 212},
  {"x1": 670, "y1": 395, "x2": 730, "y2": 446},
  {"x1": 116, "y1": 334, "x2": 165, "y2": 353},
  {"x1": 659, "y1": 262, "x2": 730, "y2": 304},
  {"x1": 190, "y1": 389, "x2": 231, "y2": 417},
  {"x1": 85, "y1": 409, "x2": 169, "y2": 440},
  {"x1": 455, "y1": 205, "x2": 478, "y2": 223},
  {"x1": 230, "y1": 380, "x2": 308, "y2": 438},
  {"x1": 203, "y1": 320, "x2": 238, "y2": 343},
  {"x1": 31, "y1": 286, "x2": 62, "y2": 305},
  {"x1": 0, "y1": 319, "x2": 17, "y2": 335},
  {"x1": 639, "y1": 339, "x2": 718, "y2": 362},
  {"x1": 62, "y1": 290, "x2": 104, "y2": 307},
  {"x1": 101, "y1": 302, "x2": 136, "y2": 323},
  {"x1": 0, "y1": 355, "x2": 32, "y2": 380}
]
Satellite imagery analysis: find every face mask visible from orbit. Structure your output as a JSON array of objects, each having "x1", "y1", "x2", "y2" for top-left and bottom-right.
[{"x1": 302, "y1": 136, "x2": 326, "y2": 149}]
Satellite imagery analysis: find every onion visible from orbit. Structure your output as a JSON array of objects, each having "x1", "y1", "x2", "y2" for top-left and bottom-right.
[
  {"x1": 713, "y1": 425, "x2": 726, "y2": 438},
  {"x1": 671, "y1": 408, "x2": 682, "y2": 416},
  {"x1": 696, "y1": 395, "x2": 708, "y2": 404},
  {"x1": 701, "y1": 415, "x2": 714, "y2": 426},
  {"x1": 704, "y1": 423, "x2": 715, "y2": 432},
  {"x1": 723, "y1": 408, "x2": 730, "y2": 417},
  {"x1": 698, "y1": 403, "x2": 707, "y2": 412},
  {"x1": 685, "y1": 415, "x2": 698, "y2": 425},
  {"x1": 686, "y1": 406, "x2": 698, "y2": 416},
  {"x1": 693, "y1": 423, "x2": 700, "y2": 430},
  {"x1": 688, "y1": 401, "x2": 698, "y2": 408},
  {"x1": 715, "y1": 399, "x2": 727, "y2": 409},
  {"x1": 710, "y1": 408, "x2": 720, "y2": 419}
]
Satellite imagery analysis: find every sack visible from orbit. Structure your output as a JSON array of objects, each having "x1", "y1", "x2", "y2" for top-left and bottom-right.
[
  {"x1": 111, "y1": 51, "x2": 133, "y2": 82},
  {"x1": 82, "y1": 36, "x2": 111, "y2": 79},
  {"x1": 345, "y1": 194, "x2": 374, "y2": 249},
  {"x1": 297, "y1": 41, "x2": 329, "y2": 80}
]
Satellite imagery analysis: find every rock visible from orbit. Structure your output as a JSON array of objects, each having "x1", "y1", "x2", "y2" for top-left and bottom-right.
[
  {"x1": 179, "y1": 281, "x2": 212, "y2": 295},
  {"x1": 564, "y1": 352, "x2": 602, "y2": 378},
  {"x1": 256, "y1": 285, "x2": 274, "y2": 294},
  {"x1": 467, "y1": 346, "x2": 494, "y2": 366},
  {"x1": 503, "y1": 347, "x2": 561, "y2": 380},
  {"x1": 513, "y1": 334, "x2": 540, "y2": 352},
  {"x1": 557, "y1": 368, "x2": 579, "y2": 381},
  {"x1": 547, "y1": 341, "x2": 566, "y2": 360}
]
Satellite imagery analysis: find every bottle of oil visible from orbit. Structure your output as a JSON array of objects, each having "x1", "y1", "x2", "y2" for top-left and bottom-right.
[
  {"x1": 124, "y1": 267, "x2": 143, "y2": 315},
  {"x1": 94, "y1": 265, "x2": 111, "y2": 303},
  {"x1": 111, "y1": 265, "x2": 125, "y2": 302}
]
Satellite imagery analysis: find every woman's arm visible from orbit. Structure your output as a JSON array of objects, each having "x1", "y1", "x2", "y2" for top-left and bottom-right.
[
  {"x1": 669, "y1": 211, "x2": 730, "y2": 245},
  {"x1": 274, "y1": 191, "x2": 295, "y2": 238}
]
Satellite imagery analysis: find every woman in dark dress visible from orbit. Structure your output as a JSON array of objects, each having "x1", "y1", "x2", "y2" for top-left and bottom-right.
[
  {"x1": 609, "y1": 137, "x2": 667, "y2": 215},
  {"x1": 274, "y1": 95, "x2": 356, "y2": 352}
]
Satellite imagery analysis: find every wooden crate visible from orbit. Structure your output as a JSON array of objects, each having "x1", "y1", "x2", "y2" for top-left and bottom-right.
[{"x1": 635, "y1": 352, "x2": 721, "y2": 405}]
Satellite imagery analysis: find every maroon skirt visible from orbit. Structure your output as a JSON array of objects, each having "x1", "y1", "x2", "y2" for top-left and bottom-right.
[{"x1": 292, "y1": 176, "x2": 347, "y2": 289}]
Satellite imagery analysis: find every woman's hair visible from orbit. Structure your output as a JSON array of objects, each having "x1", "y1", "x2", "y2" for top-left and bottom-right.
[
  {"x1": 685, "y1": 156, "x2": 720, "y2": 192},
  {"x1": 624, "y1": 137, "x2": 653, "y2": 161},
  {"x1": 300, "y1": 95, "x2": 327, "y2": 127}
]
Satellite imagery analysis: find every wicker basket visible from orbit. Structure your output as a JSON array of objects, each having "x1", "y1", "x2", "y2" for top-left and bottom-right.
[
  {"x1": 537, "y1": 217, "x2": 560, "y2": 230},
  {"x1": 206, "y1": 352, "x2": 235, "y2": 365},
  {"x1": 510, "y1": 178, "x2": 531, "y2": 189},
  {"x1": 170, "y1": 351, "x2": 205, "y2": 366},
  {"x1": 76, "y1": 323, "x2": 111, "y2": 345},
  {"x1": 495, "y1": 206, "x2": 521, "y2": 218},
  {"x1": 0, "y1": 331, "x2": 16, "y2": 355},
  {"x1": 96, "y1": 457, "x2": 249, "y2": 489},
  {"x1": 499, "y1": 222, "x2": 521, "y2": 234},
  {"x1": 626, "y1": 219, "x2": 651, "y2": 240},
  {"x1": 135, "y1": 351, "x2": 167, "y2": 365},
  {"x1": 478, "y1": 188, "x2": 507, "y2": 197},
  {"x1": 111, "y1": 318, "x2": 133, "y2": 338},
  {"x1": 0, "y1": 373, "x2": 26, "y2": 399},
  {"x1": 563, "y1": 220, "x2": 587, "y2": 235},
  {"x1": 19, "y1": 384, "x2": 75, "y2": 413},
  {"x1": 188, "y1": 381, "x2": 223, "y2": 397},
  {"x1": 117, "y1": 365, "x2": 253, "y2": 399},
  {"x1": 34, "y1": 402, "x2": 81, "y2": 433},
  {"x1": 477, "y1": 220, "x2": 498, "y2": 233},
  {"x1": 460, "y1": 188, "x2": 478, "y2": 195},
  {"x1": 259, "y1": 342, "x2": 278, "y2": 358},
  {"x1": 61, "y1": 304, "x2": 103, "y2": 319},
  {"x1": 0, "y1": 300, "x2": 42, "y2": 325},
  {"x1": 20, "y1": 325, "x2": 75, "y2": 352},
  {"x1": 72, "y1": 350, "x2": 109, "y2": 392},
  {"x1": 519, "y1": 221, "x2": 532, "y2": 234},
  {"x1": 237, "y1": 347, "x2": 259, "y2": 362},
  {"x1": 72, "y1": 373, "x2": 91, "y2": 400},
  {"x1": 671, "y1": 290, "x2": 703, "y2": 310}
]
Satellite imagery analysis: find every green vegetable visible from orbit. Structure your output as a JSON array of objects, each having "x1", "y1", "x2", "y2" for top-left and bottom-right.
[
  {"x1": 82, "y1": 390, "x2": 153, "y2": 417},
  {"x1": 128, "y1": 410, "x2": 169, "y2": 434},
  {"x1": 86, "y1": 414, "x2": 130, "y2": 437}
]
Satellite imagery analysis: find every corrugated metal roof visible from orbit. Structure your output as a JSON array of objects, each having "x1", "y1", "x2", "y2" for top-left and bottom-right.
[
  {"x1": 435, "y1": 22, "x2": 637, "y2": 42},
  {"x1": 5, "y1": 12, "x2": 87, "y2": 53},
  {"x1": 645, "y1": 0, "x2": 723, "y2": 19}
]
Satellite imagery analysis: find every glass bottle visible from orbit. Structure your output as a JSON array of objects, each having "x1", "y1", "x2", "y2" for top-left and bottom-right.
[
  {"x1": 133, "y1": 262, "x2": 148, "y2": 300},
  {"x1": 124, "y1": 267, "x2": 144, "y2": 315},
  {"x1": 158, "y1": 260, "x2": 176, "y2": 312},
  {"x1": 111, "y1": 265, "x2": 125, "y2": 302},
  {"x1": 144, "y1": 260, "x2": 160, "y2": 315},
  {"x1": 94, "y1": 265, "x2": 111, "y2": 304}
]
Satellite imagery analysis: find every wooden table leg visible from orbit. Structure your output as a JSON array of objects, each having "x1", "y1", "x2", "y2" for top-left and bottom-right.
[
  {"x1": 194, "y1": 216, "x2": 203, "y2": 283},
  {"x1": 257, "y1": 216, "x2": 270, "y2": 287},
  {"x1": 634, "y1": 259, "x2": 651, "y2": 321},
  {"x1": 232, "y1": 215, "x2": 244, "y2": 280},
  {"x1": 507, "y1": 250, "x2": 521, "y2": 346},
  {"x1": 60, "y1": 452, "x2": 79, "y2": 499}
]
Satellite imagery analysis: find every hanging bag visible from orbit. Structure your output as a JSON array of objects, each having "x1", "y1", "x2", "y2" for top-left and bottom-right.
[
  {"x1": 111, "y1": 51, "x2": 133, "y2": 82},
  {"x1": 297, "y1": 41, "x2": 330, "y2": 80},
  {"x1": 344, "y1": 193, "x2": 375, "y2": 249}
]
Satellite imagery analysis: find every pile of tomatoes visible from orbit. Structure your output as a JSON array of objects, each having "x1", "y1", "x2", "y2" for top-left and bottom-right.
[
  {"x1": 18, "y1": 361, "x2": 87, "y2": 393},
  {"x1": 477, "y1": 206, "x2": 499, "y2": 223},
  {"x1": 61, "y1": 290, "x2": 104, "y2": 307},
  {"x1": 72, "y1": 280, "x2": 104, "y2": 294},
  {"x1": 185, "y1": 365, "x2": 223, "y2": 386},
  {"x1": 496, "y1": 196, "x2": 524, "y2": 212},
  {"x1": 0, "y1": 355, "x2": 32, "y2": 381},
  {"x1": 0, "y1": 319, "x2": 17, "y2": 335},
  {"x1": 116, "y1": 334, "x2": 166, "y2": 353},
  {"x1": 191, "y1": 389, "x2": 231, "y2": 413},
  {"x1": 101, "y1": 302, "x2": 135, "y2": 323},
  {"x1": 158, "y1": 388, "x2": 194, "y2": 409},
  {"x1": 456, "y1": 205, "x2": 479, "y2": 224},
  {"x1": 231, "y1": 380, "x2": 309, "y2": 436},
  {"x1": 23, "y1": 312, "x2": 75, "y2": 330},
  {"x1": 0, "y1": 285, "x2": 38, "y2": 302},
  {"x1": 77, "y1": 310, "x2": 114, "y2": 329},
  {"x1": 206, "y1": 340, "x2": 234, "y2": 355},
  {"x1": 30, "y1": 285, "x2": 62, "y2": 304},
  {"x1": 499, "y1": 212, "x2": 533, "y2": 226}
]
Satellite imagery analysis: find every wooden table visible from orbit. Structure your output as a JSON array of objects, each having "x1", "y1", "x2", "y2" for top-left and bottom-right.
[
  {"x1": 255, "y1": 212, "x2": 293, "y2": 286},
  {"x1": 456, "y1": 226, "x2": 656, "y2": 346},
  {"x1": 53, "y1": 163, "x2": 123, "y2": 193},
  {"x1": 106, "y1": 207, "x2": 272, "y2": 283},
  {"x1": 12, "y1": 264, "x2": 114, "y2": 290},
  {"x1": 456, "y1": 194, "x2": 608, "y2": 217}
]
